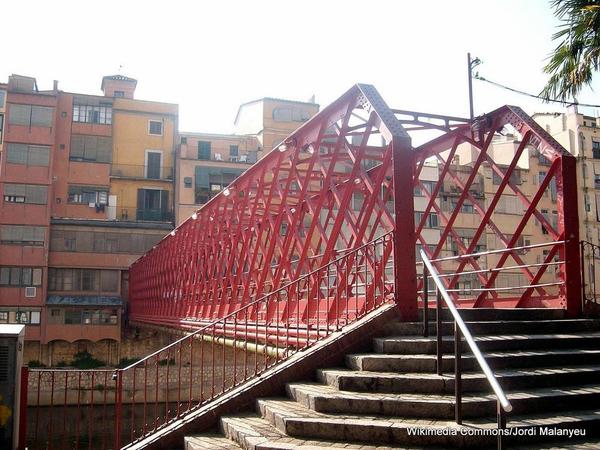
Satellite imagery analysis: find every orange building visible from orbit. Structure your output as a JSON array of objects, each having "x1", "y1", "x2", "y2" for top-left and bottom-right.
[{"x1": 0, "y1": 74, "x2": 176, "y2": 364}]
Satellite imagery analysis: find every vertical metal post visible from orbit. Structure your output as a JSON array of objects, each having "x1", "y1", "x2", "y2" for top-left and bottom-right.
[
  {"x1": 558, "y1": 155, "x2": 582, "y2": 317},
  {"x1": 17, "y1": 366, "x2": 28, "y2": 450},
  {"x1": 581, "y1": 241, "x2": 586, "y2": 311},
  {"x1": 392, "y1": 134, "x2": 418, "y2": 321},
  {"x1": 497, "y1": 400, "x2": 506, "y2": 450},
  {"x1": 436, "y1": 288, "x2": 443, "y2": 376},
  {"x1": 468, "y1": 52, "x2": 475, "y2": 120},
  {"x1": 114, "y1": 370, "x2": 123, "y2": 450},
  {"x1": 454, "y1": 322, "x2": 462, "y2": 425},
  {"x1": 423, "y1": 265, "x2": 429, "y2": 337}
]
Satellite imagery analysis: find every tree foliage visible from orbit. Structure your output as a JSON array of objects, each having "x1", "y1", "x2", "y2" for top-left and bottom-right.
[{"x1": 541, "y1": 0, "x2": 600, "y2": 101}]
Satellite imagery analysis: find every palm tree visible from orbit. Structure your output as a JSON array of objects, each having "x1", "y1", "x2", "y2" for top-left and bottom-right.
[{"x1": 541, "y1": 0, "x2": 600, "y2": 102}]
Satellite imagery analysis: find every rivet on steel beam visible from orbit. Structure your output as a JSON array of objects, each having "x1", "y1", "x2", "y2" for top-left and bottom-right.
[
  {"x1": 223, "y1": 188, "x2": 231, "y2": 197},
  {"x1": 191, "y1": 213, "x2": 198, "y2": 220}
]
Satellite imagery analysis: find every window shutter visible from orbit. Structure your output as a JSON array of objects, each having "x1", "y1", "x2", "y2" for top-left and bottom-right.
[
  {"x1": 6, "y1": 143, "x2": 28, "y2": 164},
  {"x1": 31, "y1": 106, "x2": 54, "y2": 127},
  {"x1": 8, "y1": 104, "x2": 31, "y2": 125},
  {"x1": 70, "y1": 135, "x2": 85, "y2": 159}
]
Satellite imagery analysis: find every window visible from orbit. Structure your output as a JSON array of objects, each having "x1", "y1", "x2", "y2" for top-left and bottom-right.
[
  {"x1": 538, "y1": 153, "x2": 551, "y2": 165},
  {"x1": 0, "y1": 267, "x2": 43, "y2": 286},
  {"x1": 493, "y1": 169, "x2": 521, "y2": 185},
  {"x1": 48, "y1": 268, "x2": 119, "y2": 293},
  {"x1": 273, "y1": 107, "x2": 310, "y2": 122},
  {"x1": 180, "y1": 136, "x2": 187, "y2": 144},
  {"x1": 8, "y1": 104, "x2": 54, "y2": 127},
  {"x1": 183, "y1": 177, "x2": 192, "y2": 188},
  {"x1": 72, "y1": 103, "x2": 112, "y2": 124},
  {"x1": 593, "y1": 141, "x2": 600, "y2": 159},
  {"x1": 6, "y1": 143, "x2": 50, "y2": 166},
  {"x1": 136, "y1": 189, "x2": 170, "y2": 221},
  {"x1": 414, "y1": 180, "x2": 436, "y2": 197},
  {"x1": 198, "y1": 141, "x2": 211, "y2": 160},
  {"x1": 148, "y1": 120, "x2": 163, "y2": 135},
  {"x1": 16, "y1": 311, "x2": 29, "y2": 324},
  {"x1": 1, "y1": 225, "x2": 45, "y2": 245},
  {"x1": 3, "y1": 184, "x2": 48, "y2": 204},
  {"x1": 230, "y1": 145, "x2": 239, "y2": 159},
  {"x1": 0, "y1": 312, "x2": 7, "y2": 323},
  {"x1": 194, "y1": 166, "x2": 244, "y2": 204},
  {"x1": 0, "y1": 90, "x2": 5, "y2": 106},
  {"x1": 30, "y1": 311, "x2": 41, "y2": 324},
  {"x1": 70, "y1": 135, "x2": 112, "y2": 163},
  {"x1": 67, "y1": 185, "x2": 108, "y2": 204},
  {"x1": 415, "y1": 212, "x2": 438, "y2": 228},
  {"x1": 50, "y1": 229, "x2": 162, "y2": 254},
  {"x1": 113, "y1": 91, "x2": 125, "y2": 98},
  {"x1": 65, "y1": 310, "x2": 82, "y2": 324}
]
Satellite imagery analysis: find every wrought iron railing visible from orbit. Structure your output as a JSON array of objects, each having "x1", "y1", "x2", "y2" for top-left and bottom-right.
[
  {"x1": 110, "y1": 164, "x2": 174, "y2": 181},
  {"x1": 21, "y1": 231, "x2": 394, "y2": 450},
  {"x1": 420, "y1": 249, "x2": 512, "y2": 450}
]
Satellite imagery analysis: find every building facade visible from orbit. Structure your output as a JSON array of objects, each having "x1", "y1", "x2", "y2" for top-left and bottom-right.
[
  {"x1": 176, "y1": 98, "x2": 319, "y2": 225},
  {"x1": 0, "y1": 74, "x2": 176, "y2": 364}
]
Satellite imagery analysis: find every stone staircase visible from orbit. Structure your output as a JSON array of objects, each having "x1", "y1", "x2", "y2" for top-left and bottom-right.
[{"x1": 185, "y1": 309, "x2": 600, "y2": 449}]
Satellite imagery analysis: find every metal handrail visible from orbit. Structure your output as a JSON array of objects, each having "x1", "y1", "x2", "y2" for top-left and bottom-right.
[
  {"x1": 419, "y1": 240, "x2": 565, "y2": 265},
  {"x1": 420, "y1": 249, "x2": 511, "y2": 449}
]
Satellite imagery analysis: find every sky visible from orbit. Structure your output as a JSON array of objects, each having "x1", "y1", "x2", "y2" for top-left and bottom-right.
[{"x1": 3, "y1": 0, "x2": 599, "y2": 133}]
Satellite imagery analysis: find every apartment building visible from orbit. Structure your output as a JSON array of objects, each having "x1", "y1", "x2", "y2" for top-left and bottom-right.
[
  {"x1": 436, "y1": 134, "x2": 558, "y2": 299},
  {"x1": 534, "y1": 108, "x2": 600, "y2": 300},
  {"x1": 0, "y1": 74, "x2": 176, "y2": 363},
  {"x1": 176, "y1": 98, "x2": 319, "y2": 225}
]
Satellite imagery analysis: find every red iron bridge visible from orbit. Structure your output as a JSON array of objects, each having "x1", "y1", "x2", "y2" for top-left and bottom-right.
[{"x1": 20, "y1": 84, "x2": 584, "y2": 449}]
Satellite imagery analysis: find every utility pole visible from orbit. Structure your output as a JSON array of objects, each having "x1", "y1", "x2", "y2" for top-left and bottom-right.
[
  {"x1": 468, "y1": 53, "x2": 474, "y2": 120},
  {"x1": 467, "y1": 53, "x2": 481, "y2": 120}
]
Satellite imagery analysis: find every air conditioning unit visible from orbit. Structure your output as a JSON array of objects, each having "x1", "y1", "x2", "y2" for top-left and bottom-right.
[
  {"x1": 25, "y1": 287, "x2": 36, "y2": 298},
  {"x1": 230, "y1": 156, "x2": 238, "y2": 162},
  {"x1": 214, "y1": 153, "x2": 223, "y2": 161}
]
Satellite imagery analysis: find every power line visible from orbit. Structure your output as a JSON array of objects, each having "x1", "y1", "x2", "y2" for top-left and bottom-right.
[{"x1": 474, "y1": 73, "x2": 600, "y2": 109}]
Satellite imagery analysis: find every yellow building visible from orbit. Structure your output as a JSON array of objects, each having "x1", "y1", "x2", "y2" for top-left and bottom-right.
[
  {"x1": 176, "y1": 133, "x2": 260, "y2": 224},
  {"x1": 176, "y1": 98, "x2": 319, "y2": 225},
  {"x1": 105, "y1": 75, "x2": 178, "y2": 224},
  {"x1": 234, "y1": 97, "x2": 319, "y2": 155}
]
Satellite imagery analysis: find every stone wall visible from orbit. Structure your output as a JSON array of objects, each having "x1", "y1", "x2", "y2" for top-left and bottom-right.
[{"x1": 24, "y1": 326, "x2": 173, "y2": 367}]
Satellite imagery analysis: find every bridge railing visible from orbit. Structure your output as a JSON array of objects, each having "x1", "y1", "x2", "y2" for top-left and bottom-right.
[{"x1": 21, "y1": 231, "x2": 394, "y2": 450}]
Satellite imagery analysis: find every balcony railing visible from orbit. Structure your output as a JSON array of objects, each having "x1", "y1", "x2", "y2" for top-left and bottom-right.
[
  {"x1": 117, "y1": 206, "x2": 174, "y2": 223},
  {"x1": 110, "y1": 164, "x2": 173, "y2": 181}
]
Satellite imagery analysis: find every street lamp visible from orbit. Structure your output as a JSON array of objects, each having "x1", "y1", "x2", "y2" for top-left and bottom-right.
[{"x1": 468, "y1": 53, "x2": 482, "y2": 120}]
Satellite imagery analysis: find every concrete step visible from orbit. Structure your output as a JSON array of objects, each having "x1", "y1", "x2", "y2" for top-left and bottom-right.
[
  {"x1": 185, "y1": 434, "x2": 243, "y2": 449},
  {"x1": 286, "y1": 382, "x2": 600, "y2": 419},
  {"x1": 318, "y1": 365, "x2": 600, "y2": 394},
  {"x1": 417, "y1": 308, "x2": 566, "y2": 322},
  {"x1": 374, "y1": 333, "x2": 600, "y2": 354},
  {"x1": 258, "y1": 398, "x2": 600, "y2": 447},
  {"x1": 384, "y1": 319, "x2": 600, "y2": 336},
  {"x1": 220, "y1": 414, "x2": 417, "y2": 449},
  {"x1": 346, "y1": 349, "x2": 600, "y2": 372}
]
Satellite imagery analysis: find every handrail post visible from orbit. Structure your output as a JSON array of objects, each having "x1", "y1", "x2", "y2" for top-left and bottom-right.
[
  {"x1": 114, "y1": 370, "x2": 123, "y2": 450},
  {"x1": 497, "y1": 399, "x2": 506, "y2": 450},
  {"x1": 436, "y1": 288, "x2": 443, "y2": 376},
  {"x1": 17, "y1": 366, "x2": 28, "y2": 450},
  {"x1": 454, "y1": 322, "x2": 462, "y2": 425},
  {"x1": 581, "y1": 240, "x2": 586, "y2": 311},
  {"x1": 423, "y1": 264, "x2": 429, "y2": 337}
]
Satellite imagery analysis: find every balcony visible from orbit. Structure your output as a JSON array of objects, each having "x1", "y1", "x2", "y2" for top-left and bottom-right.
[
  {"x1": 110, "y1": 164, "x2": 173, "y2": 181},
  {"x1": 117, "y1": 206, "x2": 174, "y2": 223}
]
